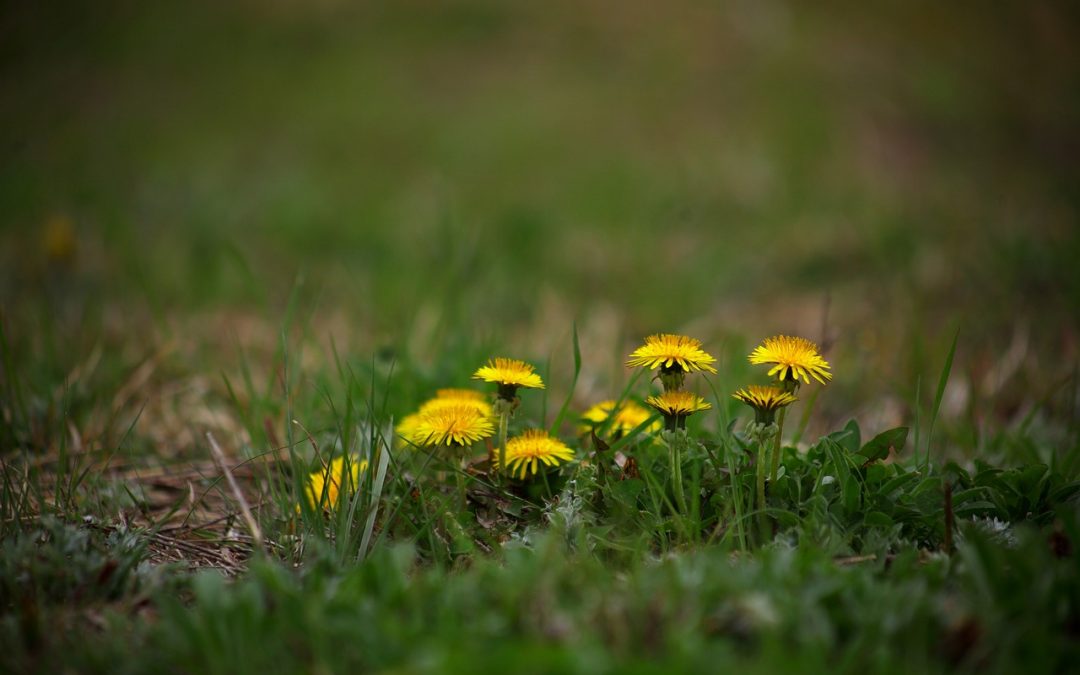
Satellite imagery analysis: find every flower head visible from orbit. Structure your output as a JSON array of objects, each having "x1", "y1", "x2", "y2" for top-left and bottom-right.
[
  {"x1": 303, "y1": 455, "x2": 367, "y2": 512},
  {"x1": 473, "y1": 357, "x2": 544, "y2": 401},
  {"x1": 732, "y1": 385, "x2": 797, "y2": 425},
  {"x1": 578, "y1": 399, "x2": 660, "y2": 437},
  {"x1": 398, "y1": 388, "x2": 493, "y2": 446},
  {"x1": 646, "y1": 391, "x2": 712, "y2": 430},
  {"x1": 396, "y1": 412, "x2": 423, "y2": 446},
  {"x1": 419, "y1": 389, "x2": 493, "y2": 417},
  {"x1": 749, "y1": 335, "x2": 832, "y2": 386},
  {"x1": 626, "y1": 334, "x2": 718, "y2": 375},
  {"x1": 410, "y1": 404, "x2": 496, "y2": 447},
  {"x1": 433, "y1": 388, "x2": 487, "y2": 403},
  {"x1": 496, "y1": 429, "x2": 575, "y2": 480}
]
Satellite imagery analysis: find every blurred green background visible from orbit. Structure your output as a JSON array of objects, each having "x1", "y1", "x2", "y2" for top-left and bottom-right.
[{"x1": 1, "y1": 1, "x2": 1078, "y2": 442}]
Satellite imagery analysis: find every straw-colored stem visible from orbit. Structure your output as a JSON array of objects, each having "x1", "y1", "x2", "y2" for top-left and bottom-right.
[{"x1": 207, "y1": 432, "x2": 264, "y2": 552}]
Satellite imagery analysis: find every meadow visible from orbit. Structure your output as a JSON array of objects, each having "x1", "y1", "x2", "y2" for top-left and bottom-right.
[{"x1": 1, "y1": 2, "x2": 1078, "y2": 673}]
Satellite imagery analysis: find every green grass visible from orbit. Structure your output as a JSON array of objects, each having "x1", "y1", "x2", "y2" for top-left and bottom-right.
[
  {"x1": 1, "y1": 2, "x2": 1079, "y2": 674},
  {"x1": 1, "y1": 324, "x2": 1077, "y2": 673}
]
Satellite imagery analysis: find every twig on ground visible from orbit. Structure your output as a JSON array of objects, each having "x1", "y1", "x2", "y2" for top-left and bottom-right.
[{"x1": 206, "y1": 432, "x2": 264, "y2": 552}]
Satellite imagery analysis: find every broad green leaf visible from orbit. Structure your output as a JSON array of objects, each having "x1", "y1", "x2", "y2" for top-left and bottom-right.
[
  {"x1": 954, "y1": 501, "x2": 998, "y2": 517},
  {"x1": 842, "y1": 474, "x2": 861, "y2": 514},
  {"x1": 865, "y1": 511, "x2": 894, "y2": 527},
  {"x1": 865, "y1": 463, "x2": 891, "y2": 487},
  {"x1": 828, "y1": 419, "x2": 862, "y2": 455},
  {"x1": 858, "y1": 427, "x2": 908, "y2": 463},
  {"x1": 880, "y1": 471, "x2": 919, "y2": 497}
]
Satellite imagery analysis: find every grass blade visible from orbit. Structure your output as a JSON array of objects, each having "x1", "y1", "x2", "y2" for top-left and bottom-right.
[
  {"x1": 925, "y1": 326, "x2": 959, "y2": 468},
  {"x1": 548, "y1": 321, "x2": 582, "y2": 436},
  {"x1": 358, "y1": 433, "x2": 391, "y2": 561}
]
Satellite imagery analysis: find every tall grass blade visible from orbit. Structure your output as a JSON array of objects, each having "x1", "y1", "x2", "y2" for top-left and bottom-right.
[
  {"x1": 548, "y1": 321, "x2": 582, "y2": 435},
  {"x1": 925, "y1": 326, "x2": 959, "y2": 468},
  {"x1": 358, "y1": 434, "x2": 391, "y2": 561}
]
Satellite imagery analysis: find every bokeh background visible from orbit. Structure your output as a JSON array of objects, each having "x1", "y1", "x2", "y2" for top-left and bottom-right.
[{"x1": 2, "y1": 1, "x2": 1078, "y2": 450}]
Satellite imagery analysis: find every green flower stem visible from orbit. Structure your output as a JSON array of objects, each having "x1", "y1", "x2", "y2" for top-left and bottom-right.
[
  {"x1": 770, "y1": 407, "x2": 788, "y2": 485},
  {"x1": 669, "y1": 434, "x2": 688, "y2": 516},
  {"x1": 756, "y1": 439, "x2": 768, "y2": 543},
  {"x1": 497, "y1": 410, "x2": 509, "y2": 483},
  {"x1": 455, "y1": 456, "x2": 468, "y2": 510}
]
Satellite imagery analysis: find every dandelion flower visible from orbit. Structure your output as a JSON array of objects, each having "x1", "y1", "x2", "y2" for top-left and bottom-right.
[
  {"x1": 578, "y1": 400, "x2": 659, "y2": 436},
  {"x1": 398, "y1": 388, "x2": 493, "y2": 446},
  {"x1": 627, "y1": 334, "x2": 718, "y2": 374},
  {"x1": 433, "y1": 388, "x2": 488, "y2": 403},
  {"x1": 419, "y1": 390, "x2": 493, "y2": 417},
  {"x1": 749, "y1": 335, "x2": 832, "y2": 386},
  {"x1": 411, "y1": 404, "x2": 496, "y2": 447},
  {"x1": 732, "y1": 385, "x2": 797, "y2": 425},
  {"x1": 496, "y1": 429, "x2": 575, "y2": 480},
  {"x1": 646, "y1": 390, "x2": 712, "y2": 430},
  {"x1": 303, "y1": 455, "x2": 367, "y2": 512},
  {"x1": 473, "y1": 357, "x2": 544, "y2": 401},
  {"x1": 396, "y1": 412, "x2": 423, "y2": 445}
]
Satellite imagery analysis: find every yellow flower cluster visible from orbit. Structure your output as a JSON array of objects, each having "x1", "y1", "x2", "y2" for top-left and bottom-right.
[
  {"x1": 470, "y1": 356, "x2": 577, "y2": 481},
  {"x1": 296, "y1": 334, "x2": 835, "y2": 509},
  {"x1": 626, "y1": 333, "x2": 714, "y2": 430},
  {"x1": 734, "y1": 334, "x2": 830, "y2": 422}
]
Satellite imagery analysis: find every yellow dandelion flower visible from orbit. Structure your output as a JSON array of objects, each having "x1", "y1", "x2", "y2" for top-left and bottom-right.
[
  {"x1": 732, "y1": 384, "x2": 797, "y2": 424},
  {"x1": 646, "y1": 390, "x2": 712, "y2": 430},
  {"x1": 626, "y1": 334, "x2": 718, "y2": 375},
  {"x1": 303, "y1": 455, "x2": 367, "y2": 512},
  {"x1": 749, "y1": 335, "x2": 832, "y2": 385},
  {"x1": 397, "y1": 412, "x2": 422, "y2": 442},
  {"x1": 495, "y1": 429, "x2": 575, "y2": 480},
  {"x1": 473, "y1": 357, "x2": 544, "y2": 400},
  {"x1": 411, "y1": 404, "x2": 496, "y2": 447},
  {"x1": 398, "y1": 388, "x2": 494, "y2": 446},
  {"x1": 433, "y1": 388, "x2": 488, "y2": 403},
  {"x1": 419, "y1": 390, "x2": 493, "y2": 417},
  {"x1": 578, "y1": 400, "x2": 660, "y2": 436}
]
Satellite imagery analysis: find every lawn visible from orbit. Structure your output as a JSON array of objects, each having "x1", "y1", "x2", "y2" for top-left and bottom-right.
[{"x1": 1, "y1": 2, "x2": 1078, "y2": 673}]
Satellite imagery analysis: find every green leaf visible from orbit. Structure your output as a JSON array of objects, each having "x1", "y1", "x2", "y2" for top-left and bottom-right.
[
  {"x1": 1049, "y1": 481, "x2": 1080, "y2": 503},
  {"x1": 942, "y1": 461, "x2": 973, "y2": 486},
  {"x1": 973, "y1": 467, "x2": 1006, "y2": 488},
  {"x1": 954, "y1": 501, "x2": 997, "y2": 517},
  {"x1": 768, "y1": 508, "x2": 801, "y2": 527},
  {"x1": 828, "y1": 419, "x2": 862, "y2": 455},
  {"x1": 1017, "y1": 464, "x2": 1049, "y2": 504},
  {"x1": 842, "y1": 474, "x2": 861, "y2": 514},
  {"x1": 880, "y1": 471, "x2": 918, "y2": 497},
  {"x1": 865, "y1": 463, "x2": 891, "y2": 487},
  {"x1": 858, "y1": 427, "x2": 908, "y2": 463},
  {"x1": 864, "y1": 511, "x2": 894, "y2": 527},
  {"x1": 610, "y1": 478, "x2": 645, "y2": 504}
]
